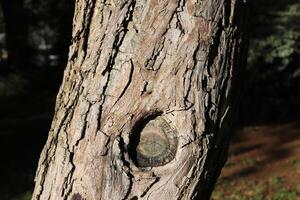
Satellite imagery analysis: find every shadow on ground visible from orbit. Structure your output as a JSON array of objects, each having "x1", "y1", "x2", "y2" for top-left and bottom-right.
[{"x1": 223, "y1": 122, "x2": 300, "y2": 183}]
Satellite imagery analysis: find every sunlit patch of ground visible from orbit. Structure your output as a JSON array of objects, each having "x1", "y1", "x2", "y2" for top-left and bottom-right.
[{"x1": 213, "y1": 122, "x2": 300, "y2": 200}]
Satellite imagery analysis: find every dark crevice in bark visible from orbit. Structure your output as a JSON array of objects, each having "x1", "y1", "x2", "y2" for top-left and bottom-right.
[
  {"x1": 91, "y1": 34, "x2": 106, "y2": 76},
  {"x1": 74, "y1": 102, "x2": 92, "y2": 147},
  {"x1": 71, "y1": 193, "x2": 85, "y2": 200},
  {"x1": 144, "y1": 38, "x2": 166, "y2": 71},
  {"x1": 101, "y1": 0, "x2": 136, "y2": 75},
  {"x1": 140, "y1": 177, "x2": 160, "y2": 198},
  {"x1": 206, "y1": 21, "x2": 223, "y2": 78},
  {"x1": 183, "y1": 66, "x2": 195, "y2": 108},
  {"x1": 183, "y1": 38, "x2": 201, "y2": 106},
  {"x1": 178, "y1": 0, "x2": 187, "y2": 12},
  {"x1": 62, "y1": 153, "x2": 76, "y2": 200},
  {"x1": 69, "y1": 48, "x2": 79, "y2": 63},
  {"x1": 112, "y1": 59, "x2": 135, "y2": 107},
  {"x1": 118, "y1": 136, "x2": 135, "y2": 200},
  {"x1": 96, "y1": 104, "x2": 103, "y2": 133},
  {"x1": 81, "y1": 0, "x2": 97, "y2": 60}
]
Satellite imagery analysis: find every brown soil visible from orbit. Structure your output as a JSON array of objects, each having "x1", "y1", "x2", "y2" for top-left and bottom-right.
[{"x1": 220, "y1": 122, "x2": 300, "y2": 187}]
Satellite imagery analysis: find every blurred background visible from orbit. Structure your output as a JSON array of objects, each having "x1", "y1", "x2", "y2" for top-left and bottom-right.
[{"x1": 0, "y1": 0, "x2": 299, "y2": 199}]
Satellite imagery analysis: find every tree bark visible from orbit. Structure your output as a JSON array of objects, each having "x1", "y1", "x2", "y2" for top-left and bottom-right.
[{"x1": 32, "y1": 0, "x2": 248, "y2": 199}]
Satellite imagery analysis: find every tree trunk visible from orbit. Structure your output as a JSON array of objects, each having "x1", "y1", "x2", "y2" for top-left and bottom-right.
[{"x1": 32, "y1": 0, "x2": 248, "y2": 199}]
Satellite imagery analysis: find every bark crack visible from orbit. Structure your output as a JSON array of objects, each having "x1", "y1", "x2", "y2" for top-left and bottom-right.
[
  {"x1": 101, "y1": 0, "x2": 136, "y2": 75},
  {"x1": 112, "y1": 59, "x2": 134, "y2": 107},
  {"x1": 140, "y1": 177, "x2": 160, "y2": 198},
  {"x1": 118, "y1": 136, "x2": 134, "y2": 200}
]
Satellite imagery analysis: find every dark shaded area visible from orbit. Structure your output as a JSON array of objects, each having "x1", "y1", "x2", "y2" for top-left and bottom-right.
[
  {"x1": 71, "y1": 193, "x2": 85, "y2": 200},
  {"x1": 0, "y1": 0, "x2": 298, "y2": 199},
  {"x1": 0, "y1": 0, "x2": 29, "y2": 70},
  {"x1": 0, "y1": 68, "x2": 63, "y2": 199},
  {"x1": 0, "y1": 0, "x2": 74, "y2": 73},
  {"x1": 238, "y1": 0, "x2": 300, "y2": 125},
  {"x1": 0, "y1": 0, "x2": 74, "y2": 199}
]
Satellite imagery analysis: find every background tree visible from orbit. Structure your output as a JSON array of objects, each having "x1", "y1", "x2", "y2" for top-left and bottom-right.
[
  {"x1": 25, "y1": 0, "x2": 74, "y2": 66},
  {"x1": 0, "y1": 0, "x2": 29, "y2": 69},
  {"x1": 32, "y1": 0, "x2": 248, "y2": 199},
  {"x1": 0, "y1": 0, "x2": 74, "y2": 70}
]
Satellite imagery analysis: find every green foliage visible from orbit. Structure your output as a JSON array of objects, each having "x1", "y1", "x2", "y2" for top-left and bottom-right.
[
  {"x1": 296, "y1": 184, "x2": 300, "y2": 193},
  {"x1": 240, "y1": 0, "x2": 300, "y2": 123},
  {"x1": 241, "y1": 158, "x2": 256, "y2": 165},
  {"x1": 272, "y1": 189, "x2": 297, "y2": 200},
  {"x1": 291, "y1": 159, "x2": 300, "y2": 170},
  {"x1": 248, "y1": 2, "x2": 300, "y2": 72},
  {"x1": 269, "y1": 177, "x2": 283, "y2": 187}
]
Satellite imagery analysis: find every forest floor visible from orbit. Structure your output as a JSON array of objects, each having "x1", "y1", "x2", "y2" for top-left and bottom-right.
[{"x1": 212, "y1": 122, "x2": 300, "y2": 200}]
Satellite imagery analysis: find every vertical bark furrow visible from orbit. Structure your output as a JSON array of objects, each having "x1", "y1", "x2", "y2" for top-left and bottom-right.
[
  {"x1": 101, "y1": 0, "x2": 136, "y2": 75},
  {"x1": 81, "y1": 0, "x2": 97, "y2": 60}
]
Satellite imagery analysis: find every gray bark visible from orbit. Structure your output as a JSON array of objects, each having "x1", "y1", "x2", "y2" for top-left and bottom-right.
[{"x1": 32, "y1": 0, "x2": 248, "y2": 199}]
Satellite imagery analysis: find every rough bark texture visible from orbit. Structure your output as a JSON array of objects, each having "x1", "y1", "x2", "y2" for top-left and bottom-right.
[{"x1": 32, "y1": 0, "x2": 248, "y2": 199}]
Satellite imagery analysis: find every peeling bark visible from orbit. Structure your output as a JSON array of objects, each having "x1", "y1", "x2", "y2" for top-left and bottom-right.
[{"x1": 32, "y1": 0, "x2": 248, "y2": 199}]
